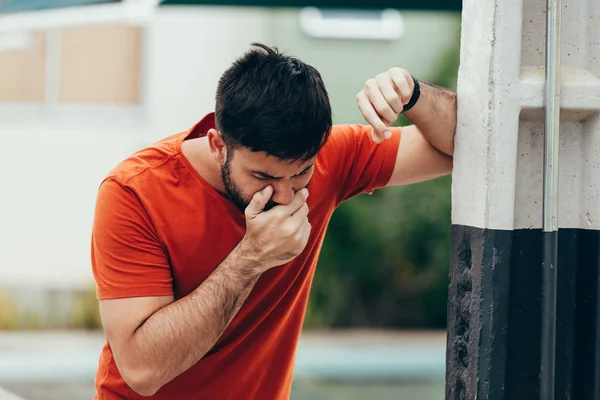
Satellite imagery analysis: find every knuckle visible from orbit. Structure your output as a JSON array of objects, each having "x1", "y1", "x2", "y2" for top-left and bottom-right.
[
  {"x1": 294, "y1": 201, "x2": 304, "y2": 212},
  {"x1": 378, "y1": 102, "x2": 392, "y2": 113},
  {"x1": 386, "y1": 91, "x2": 401, "y2": 103},
  {"x1": 294, "y1": 232, "x2": 305, "y2": 246},
  {"x1": 292, "y1": 231, "x2": 302, "y2": 243},
  {"x1": 376, "y1": 105, "x2": 393, "y2": 119},
  {"x1": 365, "y1": 79, "x2": 377, "y2": 91},
  {"x1": 386, "y1": 102, "x2": 400, "y2": 114},
  {"x1": 283, "y1": 224, "x2": 295, "y2": 237},
  {"x1": 275, "y1": 209, "x2": 288, "y2": 219},
  {"x1": 287, "y1": 224, "x2": 299, "y2": 239}
]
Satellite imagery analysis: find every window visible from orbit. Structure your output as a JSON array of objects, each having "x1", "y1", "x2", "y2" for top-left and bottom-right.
[
  {"x1": 59, "y1": 25, "x2": 141, "y2": 104},
  {"x1": 0, "y1": 32, "x2": 46, "y2": 101},
  {"x1": 299, "y1": 8, "x2": 404, "y2": 41},
  {"x1": 0, "y1": 24, "x2": 144, "y2": 125}
]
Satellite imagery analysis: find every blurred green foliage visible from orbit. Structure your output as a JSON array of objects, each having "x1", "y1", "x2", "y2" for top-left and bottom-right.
[
  {"x1": 0, "y1": 288, "x2": 102, "y2": 330},
  {"x1": 305, "y1": 19, "x2": 460, "y2": 330},
  {"x1": 0, "y1": 290, "x2": 18, "y2": 329},
  {"x1": 71, "y1": 287, "x2": 103, "y2": 330}
]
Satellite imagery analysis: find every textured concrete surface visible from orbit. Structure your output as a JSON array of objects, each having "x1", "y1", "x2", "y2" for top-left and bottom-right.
[
  {"x1": 449, "y1": 0, "x2": 600, "y2": 398},
  {"x1": 453, "y1": 0, "x2": 600, "y2": 230}
]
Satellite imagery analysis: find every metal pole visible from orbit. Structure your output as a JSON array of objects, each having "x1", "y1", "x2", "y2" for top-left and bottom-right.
[{"x1": 541, "y1": 0, "x2": 561, "y2": 397}]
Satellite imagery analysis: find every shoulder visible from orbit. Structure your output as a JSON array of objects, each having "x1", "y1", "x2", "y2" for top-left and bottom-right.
[
  {"x1": 325, "y1": 124, "x2": 368, "y2": 144},
  {"x1": 104, "y1": 131, "x2": 188, "y2": 186},
  {"x1": 318, "y1": 124, "x2": 368, "y2": 159},
  {"x1": 310, "y1": 125, "x2": 369, "y2": 191}
]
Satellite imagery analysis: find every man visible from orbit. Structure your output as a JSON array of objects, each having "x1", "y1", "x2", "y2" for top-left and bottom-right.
[{"x1": 91, "y1": 43, "x2": 455, "y2": 400}]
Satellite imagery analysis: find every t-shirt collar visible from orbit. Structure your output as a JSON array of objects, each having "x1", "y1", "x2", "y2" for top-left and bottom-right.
[{"x1": 187, "y1": 112, "x2": 216, "y2": 140}]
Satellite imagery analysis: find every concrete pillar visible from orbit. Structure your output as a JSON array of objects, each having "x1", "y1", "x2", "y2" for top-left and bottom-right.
[{"x1": 448, "y1": 0, "x2": 600, "y2": 398}]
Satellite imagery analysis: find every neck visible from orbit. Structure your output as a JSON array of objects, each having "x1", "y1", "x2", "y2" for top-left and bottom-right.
[{"x1": 182, "y1": 137, "x2": 226, "y2": 194}]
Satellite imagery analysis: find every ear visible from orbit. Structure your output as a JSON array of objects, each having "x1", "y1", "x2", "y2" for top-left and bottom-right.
[{"x1": 207, "y1": 128, "x2": 227, "y2": 164}]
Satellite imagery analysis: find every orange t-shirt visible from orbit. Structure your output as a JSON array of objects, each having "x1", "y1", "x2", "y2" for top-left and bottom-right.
[{"x1": 91, "y1": 113, "x2": 401, "y2": 400}]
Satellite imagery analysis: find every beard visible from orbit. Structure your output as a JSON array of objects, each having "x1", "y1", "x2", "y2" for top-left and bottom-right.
[{"x1": 220, "y1": 154, "x2": 278, "y2": 213}]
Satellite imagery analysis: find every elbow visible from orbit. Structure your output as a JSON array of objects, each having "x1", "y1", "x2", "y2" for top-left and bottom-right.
[{"x1": 121, "y1": 365, "x2": 161, "y2": 397}]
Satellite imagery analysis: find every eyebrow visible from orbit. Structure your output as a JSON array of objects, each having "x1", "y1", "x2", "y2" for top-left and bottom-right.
[{"x1": 252, "y1": 164, "x2": 315, "y2": 180}]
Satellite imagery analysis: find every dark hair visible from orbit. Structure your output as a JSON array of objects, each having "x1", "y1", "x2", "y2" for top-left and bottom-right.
[{"x1": 215, "y1": 43, "x2": 332, "y2": 162}]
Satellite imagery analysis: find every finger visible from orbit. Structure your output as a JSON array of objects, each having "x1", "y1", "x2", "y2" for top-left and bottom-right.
[
  {"x1": 287, "y1": 219, "x2": 311, "y2": 254},
  {"x1": 365, "y1": 80, "x2": 397, "y2": 125},
  {"x1": 300, "y1": 220, "x2": 312, "y2": 246},
  {"x1": 288, "y1": 202, "x2": 309, "y2": 225},
  {"x1": 286, "y1": 218, "x2": 309, "y2": 244},
  {"x1": 370, "y1": 127, "x2": 386, "y2": 144},
  {"x1": 377, "y1": 74, "x2": 403, "y2": 114},
  {"x1": 244, "y1": 185, "x2": 273, "y2": 218},
  {"x1": 389, "y1": 68, "x2": 413, "y2": 105},
  {"x1": 275, "y1": 188, "x2": 308, "y2": 217},
  {"x1": 356, "y1": 93, "x2": 388, "y2": 143},
  {"x1": 289, "y1": 216, "x2": 311, "y2": 242},
  {"x1": 375, "y1": 127, "x2": 392, "y2": 140}
]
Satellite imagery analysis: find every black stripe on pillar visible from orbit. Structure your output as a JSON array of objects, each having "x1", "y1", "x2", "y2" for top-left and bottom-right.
[{"x1": 445, "y1": 225, "x2": 600, "y2": 400}]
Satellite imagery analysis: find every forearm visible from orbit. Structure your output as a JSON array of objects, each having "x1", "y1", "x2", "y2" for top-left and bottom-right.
[
  {"x1": 404, "y1": 81, "x2": 457, "y2": 156},
  {"x1": 125, "y1": 244, "x2": 260, "y2": 394}
]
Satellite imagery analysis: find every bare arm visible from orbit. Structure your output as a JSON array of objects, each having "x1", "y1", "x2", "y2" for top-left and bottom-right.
[
  {"x1": 99, "y1": 186, "x2": 311, "y2": 397},
  {"x1": 356, "y1": 67, "x2": 457, "y2": 186},
  {"x1": 100, "y1": 244, "x2": 260, "y2": 396},
  {"x1": 386, "y1": 125, "x2": 453, "y2": 186},
  {"x1": 403, "y1": 79, "x2": 457, "y2": 157}
]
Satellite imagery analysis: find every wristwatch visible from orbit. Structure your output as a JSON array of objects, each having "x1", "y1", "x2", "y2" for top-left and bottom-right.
[{"x1": 402, "y1": 76, "x2": 421, "y2": 113}]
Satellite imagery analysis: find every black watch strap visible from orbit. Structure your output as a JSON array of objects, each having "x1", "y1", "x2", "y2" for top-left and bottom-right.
[{"x1": 402, "y1": 76, "x2": 421, "y2": 113}]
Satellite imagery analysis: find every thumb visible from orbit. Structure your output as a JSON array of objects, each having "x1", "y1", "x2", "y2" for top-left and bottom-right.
[
  {"x1": 371, "y1": 127, "x2": 390, "y2": 144},
  {"x1": 245, "y1": 185, "x2": 273, "y2": 218}
]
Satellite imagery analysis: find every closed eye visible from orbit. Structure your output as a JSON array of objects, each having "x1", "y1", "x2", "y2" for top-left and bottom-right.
[{"x1": 252, "y1": 165, "x2": 314, "y2": 181}]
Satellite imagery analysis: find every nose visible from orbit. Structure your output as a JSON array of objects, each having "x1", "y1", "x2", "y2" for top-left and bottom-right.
[{"x1": 271, "y1": 182, "x2": 295, "y2": 205}]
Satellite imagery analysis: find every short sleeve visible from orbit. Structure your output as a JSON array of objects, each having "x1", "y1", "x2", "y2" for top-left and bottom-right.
[
  {"x1": 321, "y1": 124, "x2": 401, "y2": 204},
  {"x1": 91, "y1": 178, "x2": 173, "y2": 300}
]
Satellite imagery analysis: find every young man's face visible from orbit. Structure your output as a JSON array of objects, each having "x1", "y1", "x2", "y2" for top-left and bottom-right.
[{"x1": 221, "y1": 147, "x2": 316, "y2": 212}]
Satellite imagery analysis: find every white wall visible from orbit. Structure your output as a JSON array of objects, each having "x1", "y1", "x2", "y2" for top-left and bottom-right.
[{"x1": 142, "y1": 7, "x2": 270, "y2": 139}]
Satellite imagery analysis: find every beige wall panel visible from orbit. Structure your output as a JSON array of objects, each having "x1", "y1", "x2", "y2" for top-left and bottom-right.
[
  {"x1": 0, "y1": 33, "x2": 46, "y2": 101},
  {"x1": 59, "y1": 26, "x2": 141, "y2": 104}
]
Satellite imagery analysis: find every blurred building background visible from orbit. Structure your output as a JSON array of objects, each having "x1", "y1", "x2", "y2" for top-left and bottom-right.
[{"x1": 0, "y1": 1, "x2": 460, "y2": 399}]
